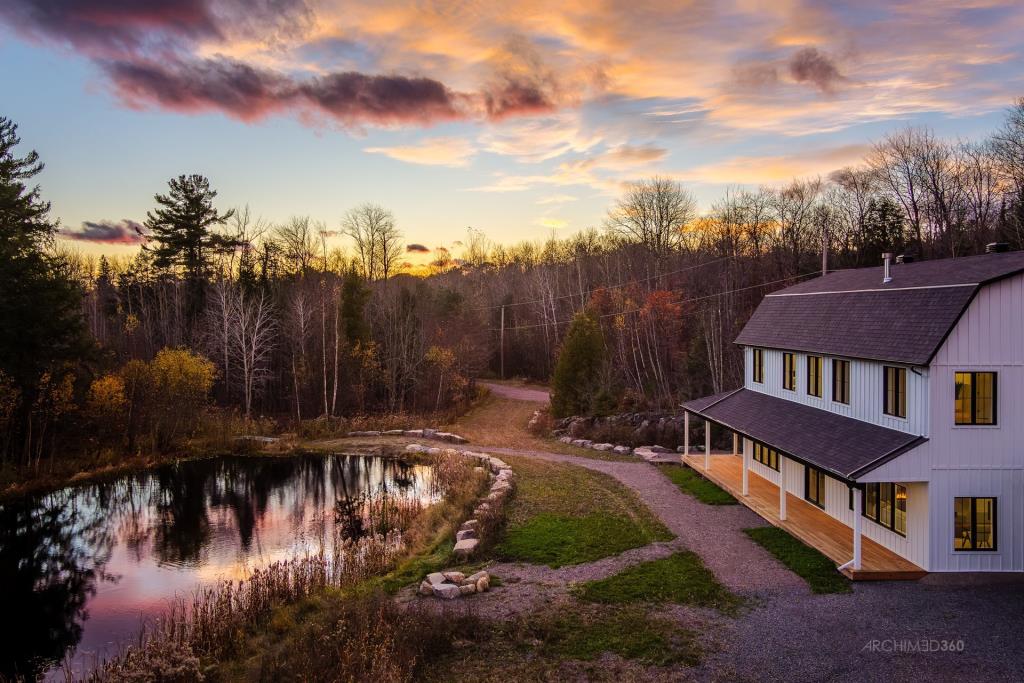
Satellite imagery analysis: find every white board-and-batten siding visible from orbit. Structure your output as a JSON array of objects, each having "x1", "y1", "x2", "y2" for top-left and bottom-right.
[{"x1": 743, "y1": 347, "x2": 929, "y2": 437}]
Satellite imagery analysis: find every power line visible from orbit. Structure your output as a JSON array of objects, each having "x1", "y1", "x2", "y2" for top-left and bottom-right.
[
  {"x1": 468, "y1": 255, "x2": 735, "y2": 312},
  {"x1": 487, "y1": 270, "x2": 822, "y2": 333}
]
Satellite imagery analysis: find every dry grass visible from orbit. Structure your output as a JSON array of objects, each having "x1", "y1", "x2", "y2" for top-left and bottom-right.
[{"x1": 443, "y1": 393, "x2": 634, "y2": 462}]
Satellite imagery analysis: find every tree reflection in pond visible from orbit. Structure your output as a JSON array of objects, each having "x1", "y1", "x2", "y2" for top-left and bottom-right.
[{"x1": 0, "y1": 453, "x2": 435, "y2": 680}]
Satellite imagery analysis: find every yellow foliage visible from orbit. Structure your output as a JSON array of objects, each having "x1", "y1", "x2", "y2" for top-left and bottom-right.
[
  {"x1": 149, "y1": 347, "x2": 216, "y2": 402},
  {"x1": 87, "y1": 374, "x2": 128, "y2": 415}
]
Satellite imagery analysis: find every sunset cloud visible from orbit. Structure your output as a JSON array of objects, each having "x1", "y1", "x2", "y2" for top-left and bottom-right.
[
  {"x1": 365, "y1": 137, "x2": 476, "y2": 166},
  {"x1": 64, "y1": 219, "x2": 146, "y2": 245}
]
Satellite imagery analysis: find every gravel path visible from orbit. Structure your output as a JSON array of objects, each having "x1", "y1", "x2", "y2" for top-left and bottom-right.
[
  {"x1": 478, "y1": 445, "x2": 806, "y2": 597},
  {"x1": 479, "y1": 381, "x2": 550, "y2": 403},
  {"x1": 470, "y1": 443, "x2": 1024, "y2": 682}
]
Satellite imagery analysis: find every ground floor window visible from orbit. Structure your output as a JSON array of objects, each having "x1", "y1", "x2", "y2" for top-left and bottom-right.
[
  {"x1": 954, "y1": 497, "x2": 997, "y2": 551},
  {"x1": 853, "y1": 482, "x2": 907, "y2": 536},
  {"x1": 805, "y1": 465, "x2": 826, "y2": 507},
  {"x1": 753, "y1": 442, "x2": 779, "y2": 471}
]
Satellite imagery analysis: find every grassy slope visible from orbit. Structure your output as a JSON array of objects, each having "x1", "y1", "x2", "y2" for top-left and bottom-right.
[
  {"x1": 744, "y1": 527, "x2": 852, "y2": 594},
  {"x1": 495, "y1": 455, "x2": 674, "y2": 567},
  {"x1": 658, "y1": 463, "x2": 738, "y2": 505},
  {"x1": 574, "y1": 551, "x2": 742, "y2": 613}
]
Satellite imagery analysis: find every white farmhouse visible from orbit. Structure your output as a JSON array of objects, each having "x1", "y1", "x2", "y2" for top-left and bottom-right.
[{"x1": 681, "y1": 247, "x2": 1024, "y2": 578}]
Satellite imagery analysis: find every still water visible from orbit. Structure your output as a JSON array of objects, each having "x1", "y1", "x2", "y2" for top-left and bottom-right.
[{"x1": 0, "y1": 453, "x2": 437, "y2": 680}]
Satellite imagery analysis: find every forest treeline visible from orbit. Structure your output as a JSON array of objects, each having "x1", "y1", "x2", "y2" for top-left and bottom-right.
[{"x1": 2, "y1": 98, "x2": 1023, "y2": 468}]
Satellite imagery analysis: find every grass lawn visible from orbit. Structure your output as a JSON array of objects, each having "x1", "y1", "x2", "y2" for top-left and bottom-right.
[
  {"x1": 574, "y1": 551, "x2": 741, "y2": 613},
  {"x1": 659, "y1": 464, "x2": 738, "y2": 505},
  {"x1": 744, "y1": 526, "x2": 852, "y2": 594},
  {"x1": 495, "y1": 456, "x2": 673, "y2": 567}
]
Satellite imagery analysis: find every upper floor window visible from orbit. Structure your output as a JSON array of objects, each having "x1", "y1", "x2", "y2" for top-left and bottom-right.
[
  {"x1": 883, "y1": 366, "x2": 907, "y2": 418},
  {"x1": 832, "y1": 359, "x2": 850, "y2": 404},
  {"x1": 782, "y1": 352, "x2": 796, "y2": 391},
  {"x1": 805, "y1": 465, "x2": 826, "y2": 508},
  {"x1": 954, "y1": 497, "x2": 996, "y2": 551},
  {"x1": 752, "y1": 348, "x2": 764, "y2": 384},
  {"x1": 753, "y1": 442, "x2": 779, "y2": 471},
  {"x1": 807, "y1": 356, "x2": 823, "y2": 397},
  {"x1": 954, "y1": 372, "x2": 996, "y2": 425}
]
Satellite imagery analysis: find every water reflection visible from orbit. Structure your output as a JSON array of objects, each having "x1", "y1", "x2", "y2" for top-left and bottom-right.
[{"x1": 0, "y1": 453, "x2": 435, "y2": 679}]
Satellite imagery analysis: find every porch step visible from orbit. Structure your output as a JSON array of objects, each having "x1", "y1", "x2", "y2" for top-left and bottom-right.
[{"x1": 841, "y1": 568, "x2": 928, "y2": 581}]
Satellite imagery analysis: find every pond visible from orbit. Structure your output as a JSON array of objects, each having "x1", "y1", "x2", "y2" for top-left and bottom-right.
[{"x1": 0, "y1": 452, "x2": 438, "y2": 680}]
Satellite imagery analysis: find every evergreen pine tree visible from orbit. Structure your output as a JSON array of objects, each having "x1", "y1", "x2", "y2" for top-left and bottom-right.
[
  {"x1": 550, "y1": 311, "x2": 606, "y2": 418},
  {"x1": 0, "y1": 116, "x2": 88, "y2": 461}
]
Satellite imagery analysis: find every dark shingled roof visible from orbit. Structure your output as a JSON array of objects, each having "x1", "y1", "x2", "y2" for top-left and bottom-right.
[
  {"x1": 735, "y1": 251, "x2": 1024, "y2": 365},
  {"x1": 681, "y1": 388, "x2": 926, "y2": 480}
]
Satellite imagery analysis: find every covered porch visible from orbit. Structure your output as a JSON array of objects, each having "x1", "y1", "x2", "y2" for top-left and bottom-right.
[
  {"x1": 679, "y1": 449, "x2": 926, "y2": 580},
  {"x1": 679, "y1": 390, "x2": 927, "y2": 581}
]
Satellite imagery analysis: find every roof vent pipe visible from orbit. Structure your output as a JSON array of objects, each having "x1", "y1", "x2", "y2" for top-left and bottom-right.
[{"x1": 882, "y1": 253, "x2": 893, "y2": 283}]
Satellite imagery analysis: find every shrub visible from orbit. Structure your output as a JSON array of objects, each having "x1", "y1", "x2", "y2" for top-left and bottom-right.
[{"x1": 550, "y1": 312, "x2": 607, "y2": 418}]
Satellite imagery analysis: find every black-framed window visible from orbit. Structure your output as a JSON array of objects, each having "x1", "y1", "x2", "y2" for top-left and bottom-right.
[
  {"x1": 832, "y1": 359, "x2": 850, "y2": 404},
  {"x1": 805, "y1": 465, "x2": 826, "y2": 507},
  {"x1": 954, "y1": 497, "x2": 996, "y2": 551},
  {"x1": 752, "y1": 348, "x2": 764, "y2": 384},
  {"x1": 753, "y1": 442, "x2": 779, "y2": 471},
  {"x1": 782, "y1": 352, "x2": 796, "y2": 391},
  {"x1": 954, "y1": 372, "x2": 997, "y2": 425},
  {"x1": 855, "y1": 482, "x2": 907, "y2": 535},
  {"x1": 807, "y1": 356, "x2": 823, "y2": 397},
  {"x1": 883, "y1": 366, "x2": 907, "y2": 418}
]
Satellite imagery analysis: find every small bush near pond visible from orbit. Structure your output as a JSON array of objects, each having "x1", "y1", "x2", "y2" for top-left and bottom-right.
[
  {"x1": 574, "y1": 551, "x2": 742, "y2": 613},
  {"x1": 659, "y1": 464, "x2": 737, "y2": 505},
  {"x1": 744, "y1": 526, "x2": 852, "y2": 594}
]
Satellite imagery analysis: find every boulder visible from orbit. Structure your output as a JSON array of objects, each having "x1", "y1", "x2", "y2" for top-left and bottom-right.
[
  {"x1": 676, "y1": 445, "x2": 688, "y2": 453},
  {"x1": 592, "y1": 443, "x2": 614, "y2": 451},
  {"x1": 460, "y1": 519, "x2": 479, "y2": 531},
  {"x1": 459, "y1": 583, "x2": 477, "y2": 596},
  {"x1": 427, "y1": 447, "x2": 442, "y2": 455},
  {"x1": 348, "y1": 430, "x2": 381, "y2": 437},
  {"x1": 432, "y1": 583, "x2": 461, "y2": 600},
  {"x1": 613, "y1": 446, "x2": 632, "y2": 455},
  {"x1": 453, "y1": 538, "x2": 479, "y2": 558},
  {"x1": 404, "y1": 429, "x2": 424, "y2": 437},
  {"x1": 475, "y1": 576, "x2": 490, "y2": 592},
  {"x1": 443, "y1": 571, "x2": 466, "y2": 583},
  {"x1": 383, "y1": 429, "x2": 405, "y2": 436},
  {"x1": 423, "y1": 428, "x2": 437, "y2": 438},
  {"x1": 405, "y1": 444, "x2": 428, "y2": 454},
  {"x1": 467, "y1": 571, "x2": 489, "y2": 584},
  {"x1": 426, "y1": 572, "x2": 448, "y2": 586},
  {"x1": 418, "y1": 580, "x2": 434, "y2": 596},
  {"x1": 559, "y1": 436, "x2": 574, "y2": 444},
  {"x1": 456, "y1": 529, "x2": 477, "y2": 541},
  {"x1": 649, "y1": 445, "x2": 674, "y2": 454}
]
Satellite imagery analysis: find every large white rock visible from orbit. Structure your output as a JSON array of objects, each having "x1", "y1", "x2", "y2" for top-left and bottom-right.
[
  {"x1": 453, "y1": 538, "x2": 479, "y2": 558},
  {"x1": 592, "y1": 443, "x2": 614, "y2": 451},
  {"x1": 418, "y1": 580, "x2": 434, "y2": 596},
  {"x1": 613, "y1": 446, "x2": 632, "y2": 455},
  {"x1": 405, "y1": 443, "x2": 428, "y2": 454},
  {"x1": 426, "y1": 572, "x2": 448, "y2": 586},
  {"x1": 559, "y1": 436, "x2": 573, "y2": 444},
  {"x1": 443, "y1": 571, "x2": 466, "y2": 583},
  {"x1": 467, "y1": 570, "x2": 489, "y2": 584},
  {"x1": 433, "y1": 583, "x2": 461, "y2": 600},
  {"x1": 475, "y1": 575, "x2": 490, "y2": 592},
  {"x1": 459, "y1": 583, "x2": 476, "y2": 595},
  {"x1": 383, "y1": 429, "x2": 405, "y2": 436},
  {"x1": 456, "y1": 529, "x2": 477, "y2": 541},
  {"x1": 348, "y1": 430, "x2": 381, "y2": 437}
]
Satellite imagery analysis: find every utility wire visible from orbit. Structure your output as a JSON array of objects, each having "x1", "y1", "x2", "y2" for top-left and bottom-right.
[
  {"x1": 468, "y1": 255, "x2": 735, "y2": 312},
  {"x1": 487, "y1": 270, "x2": 823, "y2": 333}
]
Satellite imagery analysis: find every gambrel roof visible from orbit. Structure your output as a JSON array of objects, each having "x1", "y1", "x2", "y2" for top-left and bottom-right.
[{"x1": 735, "y1": 251, "x2": 1024, "y2": 366}]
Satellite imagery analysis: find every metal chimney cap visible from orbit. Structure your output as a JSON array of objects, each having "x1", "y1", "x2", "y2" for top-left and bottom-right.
[
  {"x1": 882, "y1": 252, "x2": 894, "y2": 259},
  {"x1": 986, "y1": 242, "x2": 1010, "y2": 253}
]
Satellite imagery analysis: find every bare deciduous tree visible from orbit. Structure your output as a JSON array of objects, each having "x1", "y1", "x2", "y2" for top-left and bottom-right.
[
  {"x1": 604, "y1": 177, "x2": 697, "y2": 257},
  {"x1": 342, "y1": 203, "x2": 402, "y2": 281}
]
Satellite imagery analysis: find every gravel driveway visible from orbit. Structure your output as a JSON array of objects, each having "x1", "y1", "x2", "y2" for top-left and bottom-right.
[
  {"x1": 479, "y1": 381, "x2": 550, "y2": 403},
  {"x1": 470, "y1": 444, "x2": 1024, "y2": 682}
]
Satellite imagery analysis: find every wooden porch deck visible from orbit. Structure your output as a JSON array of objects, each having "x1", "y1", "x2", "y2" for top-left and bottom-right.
[{"x1": 681, "y1": 453, "x2": 926, "y2": 581}]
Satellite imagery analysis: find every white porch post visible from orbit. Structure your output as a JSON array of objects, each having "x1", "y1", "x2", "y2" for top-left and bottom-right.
[
  {"x1": 704, "y1": 419, "x2": 711, "y2": 470},
  {"x1": 683, "y1": 412, "x2": 690, "y2": 456},
  {"x1": 779, "y1": 457, "x2": 787, "y2": 520},
  {"x1": 732, "y1": 432, "x2": 739, "y2": 455},
  {"x1": 852, "y1": 487, "x2": 863, "y2": 570},
  {"x1": 741, "y1": 439, "x2": 749, "y2": 496}
]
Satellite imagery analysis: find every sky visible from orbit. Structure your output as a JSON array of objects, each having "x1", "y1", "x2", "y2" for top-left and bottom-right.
[{"x1": 1, "y1": 0, "x2": 1023, "y2": 261}]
